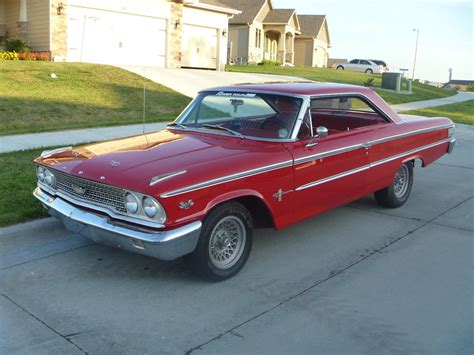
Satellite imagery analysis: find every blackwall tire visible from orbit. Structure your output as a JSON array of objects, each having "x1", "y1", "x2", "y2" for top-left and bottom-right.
[
  {"x1": 374, "y1": 162, "x2": 414, "y2": 208},
  {"x1": 184, "y1": 201, "x2": 253, "y2": 281}
]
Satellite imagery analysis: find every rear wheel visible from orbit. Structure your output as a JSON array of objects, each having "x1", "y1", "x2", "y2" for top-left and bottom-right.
[
  {"x1": 365, "y1": 68, "x2": 373, "y2": 74},
  {"x1": 184, "y1": 202, "x2": 253, "y2": 281},
  {"x1": 336, "y1": 65, "x2": 344, "y2": 70},
  {"x1": 374, "y1": 162, "x2": 414, "y2": 208}
]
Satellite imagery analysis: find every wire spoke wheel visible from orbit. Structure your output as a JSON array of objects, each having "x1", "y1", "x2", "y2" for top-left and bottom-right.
[
  {"x1": 393, "y1": 165, "x2": 409, "y2": 198},
  {"x1": 208, "y1": 216, "x2": 246, "y2": 270}
]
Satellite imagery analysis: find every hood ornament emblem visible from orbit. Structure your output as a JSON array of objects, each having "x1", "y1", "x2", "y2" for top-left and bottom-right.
[{"x1": 110, "y1": 160, "x2": 121, "y2": 167}]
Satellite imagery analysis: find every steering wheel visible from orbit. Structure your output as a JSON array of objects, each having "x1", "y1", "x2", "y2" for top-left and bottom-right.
[{"x1": 259, "y1": 117, "x2": 288, "y2": 130}]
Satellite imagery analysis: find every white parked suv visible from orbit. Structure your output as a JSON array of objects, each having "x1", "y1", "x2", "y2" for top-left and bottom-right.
[{"x1": 336, "y1": 59, "x2": 385, "y2": 74}]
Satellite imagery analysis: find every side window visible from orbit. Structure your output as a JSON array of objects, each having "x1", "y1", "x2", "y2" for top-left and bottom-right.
[
  {"x1": 308, "y1": 96, "x2": 386, "y2": 136},
  {"x1": 349, "y1": 59, "x2": 358, "y2": 64},
  {"x1": 360, "y1": 60, "x2": 370, "y2": 65}
]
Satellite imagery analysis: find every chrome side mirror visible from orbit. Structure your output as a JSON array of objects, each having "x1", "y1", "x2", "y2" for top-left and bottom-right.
[{"x1": 316, "y1": 126, "x2": 329, "y2": 138}]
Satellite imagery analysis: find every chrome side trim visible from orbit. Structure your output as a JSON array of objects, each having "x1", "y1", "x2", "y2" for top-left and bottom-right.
[
  {"x1": 296, "y1": 165, "x2": 370, "y2": 191},
  {"x1": 161, "y1": 160, "x2": 293, "y2": 198},
  {"x1": 162, "y1": 127, "x2": 452, "y2": 198},
  {"x1": 294, "y1": 143, "x2": 364, "y2": 164},
  {"x1": 295, "y1": 138, "x2": 451, "y2": 191},
  {"x1": 150, "y1": 170, "x2": 187, "y2": 186},
  {"x1": 370, "y1": 124, "x2": 453, "y2": 146},
  {"x1": 370, "y1": 138, "x2": 451, "y2": 168}
]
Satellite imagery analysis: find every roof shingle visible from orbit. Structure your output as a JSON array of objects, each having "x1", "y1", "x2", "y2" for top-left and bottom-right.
[
  {"x1": 297, "y1": 15, "x2": 326, "y2": 37},
  {"x1": 263, "y1": 9, "x2": 296, "y2": 24},
  {"x1": 218, "y1": 0, "x2": 267, "y2": 24}
]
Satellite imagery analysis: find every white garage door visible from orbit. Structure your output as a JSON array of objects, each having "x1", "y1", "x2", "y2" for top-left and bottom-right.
[
  {"x1": 68, "y1": 7, "x2": 166, "y2": 67},
  {"x1": 181, "y1": 24, "x2": 217, "y2": 69}
]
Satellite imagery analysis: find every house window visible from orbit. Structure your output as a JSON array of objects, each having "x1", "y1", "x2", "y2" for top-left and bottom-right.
[{"x1": 255, "y1": 29, "x2": 261, "y2": 48}]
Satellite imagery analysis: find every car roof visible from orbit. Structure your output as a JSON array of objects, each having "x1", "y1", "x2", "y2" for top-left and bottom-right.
[{"x1": 201, "y1": 82, "x2": 375, "y2": 96}]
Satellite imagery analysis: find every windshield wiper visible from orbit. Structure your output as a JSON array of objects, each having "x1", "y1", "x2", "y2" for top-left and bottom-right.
[
  {"x1": 202, "y1": 124, "x2": 244, "y2": 138},
  {"x1": 167, "y1": 122, "x2": 187, "y2": 129}
]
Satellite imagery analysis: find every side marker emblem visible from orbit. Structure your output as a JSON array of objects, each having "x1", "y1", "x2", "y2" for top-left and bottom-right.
[{"x1": 179, "y1": 200, "x2": 194, "y2": 210}]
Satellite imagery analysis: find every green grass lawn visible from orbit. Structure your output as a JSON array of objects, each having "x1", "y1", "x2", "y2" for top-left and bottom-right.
[
  {"x1": 0, "y1": 62, "x2": 191, "y2": 136},
  {"x1": 227, "y1": 65, "x2": 456, "y2": 105},
  {"x1": 401, "y1": 99, "x2": 474, "y2": 125},
  {"x1": 0, "y1": 148, "x2": 47, "y2": 226}
]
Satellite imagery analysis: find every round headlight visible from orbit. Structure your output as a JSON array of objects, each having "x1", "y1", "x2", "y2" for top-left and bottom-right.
[
  {"x1": 44, "y1": 169, "x2": 56, "y2": 186},
  {"x1": 125, "y1": 193, "x2": 139, "y2": 214},
  {"x1": 36, "y1": 166, "x2": 45, "y2": 182},
  {"x1": 143, "y1": 197, "x2": 166, "y2": 223}
]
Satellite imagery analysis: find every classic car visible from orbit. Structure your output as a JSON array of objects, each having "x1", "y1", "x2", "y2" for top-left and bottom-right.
[{"x1": 33, "y1": 83, "x2": 456, "y2": 281}]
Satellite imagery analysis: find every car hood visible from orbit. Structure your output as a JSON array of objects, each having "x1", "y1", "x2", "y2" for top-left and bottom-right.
[{"x1": 36, "y1": 129, "x2": 286, "y2": 194}]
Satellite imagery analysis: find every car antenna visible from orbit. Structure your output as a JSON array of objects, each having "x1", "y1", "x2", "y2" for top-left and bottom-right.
[{"x1": 142, "y1": 67, "x2": 149, "y2": 145}]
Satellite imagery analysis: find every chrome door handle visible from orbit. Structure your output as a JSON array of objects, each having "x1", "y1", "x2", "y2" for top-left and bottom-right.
[{"x1": 361, "y1": 142, "x2": 371, "y2": 149}]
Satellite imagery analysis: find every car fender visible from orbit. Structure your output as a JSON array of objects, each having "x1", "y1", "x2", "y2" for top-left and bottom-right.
[{"x1": 204, "y1": 189, "x2": 274, "y2": 216}]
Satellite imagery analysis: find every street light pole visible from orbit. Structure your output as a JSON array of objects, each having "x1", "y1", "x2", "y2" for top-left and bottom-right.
[{"x1": 412, "y1": 28, "x2": 420, "y2": 81}]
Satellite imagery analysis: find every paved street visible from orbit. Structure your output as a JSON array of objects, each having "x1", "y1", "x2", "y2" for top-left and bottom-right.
[{"x1": 0, "y1": 124, "x2": 473, "y2": 354}]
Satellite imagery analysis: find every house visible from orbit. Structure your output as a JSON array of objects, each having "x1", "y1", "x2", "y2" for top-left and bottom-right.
[
  {"x1": 220, "y1": 0, "x2": 330, "y2": 67},
  {"x1": 294, "y1": 15, "x2": 330, "y2": 67},
  {"x1": 443, "y1": 80, "x2": 474, "y2": 91},
  {"x1": 0, "y1": 0, "x2": 240, "y2": 70}
]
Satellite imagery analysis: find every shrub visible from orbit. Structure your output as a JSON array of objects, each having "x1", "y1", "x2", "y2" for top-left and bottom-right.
[
  {"x1": 466, "y1": 85, "x2": 474, "y2": 92},
  {"x1": 5, "y1": 37, "x2": 30, "y2": 52},
  {"x1": 258, "y1": 60, "x2": 282, "y2": 66},
  {"x1": 0, "y1": 51, "x2": 49, "y2": 61},
  {"x1": 363, "y1": 78, "x2": 375, "y2": 87},
  {"x1": 0, "y1": 51, "x2": 19, "y2": 60}
]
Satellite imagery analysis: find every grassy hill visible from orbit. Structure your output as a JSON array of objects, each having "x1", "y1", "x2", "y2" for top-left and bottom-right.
[
  {"x1": 227, "y1": 65, "x2": 455, "y2": 105},
  {"x1": 0, "y1": 62, "x2": 191, "y2": 136}
]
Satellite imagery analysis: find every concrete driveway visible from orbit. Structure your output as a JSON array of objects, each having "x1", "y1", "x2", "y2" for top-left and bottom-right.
[
  {"x1": 0, "y1": 125, "x2": 472, "y2": 354},
  {"x1": 119, "y1": 66, "x2": 308, "y2": 97}
]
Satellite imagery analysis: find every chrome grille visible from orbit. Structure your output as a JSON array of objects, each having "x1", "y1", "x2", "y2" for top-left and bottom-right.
[{"x1": 52, "y1": 170, "x2": 127, "y2": 214}]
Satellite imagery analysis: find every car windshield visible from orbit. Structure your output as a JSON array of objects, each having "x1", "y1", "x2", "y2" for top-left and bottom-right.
[{"x1": 174, "y1": 92, "x2": 303, "y2": 140}]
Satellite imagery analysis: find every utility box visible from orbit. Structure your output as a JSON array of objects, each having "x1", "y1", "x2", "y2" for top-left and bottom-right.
[{"x1": 382, "y1": 72, "x2": 402, "y2": 92}]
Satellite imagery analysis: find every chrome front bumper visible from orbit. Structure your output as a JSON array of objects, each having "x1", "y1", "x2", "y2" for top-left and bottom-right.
[
  {"x1": 448, "y1": 138, "x2": 456, "y2": 154},
  {"x1": 33, "y1": 187, "x2": 202, "y2": 261}
]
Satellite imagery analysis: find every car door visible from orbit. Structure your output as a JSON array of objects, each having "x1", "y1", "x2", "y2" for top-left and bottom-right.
[
  {"x1": 346, "y1": 59, "x2": 359, "y2": 70},
  {"x1": 287, "y1": 97, "x2": 374, "y2": 222},
  {"x1": 359, "y1": 60, "x2": 371, "y2": 72}
]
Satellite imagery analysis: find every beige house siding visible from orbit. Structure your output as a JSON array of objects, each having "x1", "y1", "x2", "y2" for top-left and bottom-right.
[
  {"x1": 254, "y1": 0, "x2": 269, "y2": 22},
  {"x1": 294, "y1": 38, "x2": 313, "y2": 66},
  {"x1": 314, "y1": 44, "x2": 327, "y2": 67},
  {"x1": 317, "y1": 21, "x2": 329, "y2": 43},
  {"x1": 228, "y1": 25, "x2": 248, "y2": 64},
  {"x1": 248, "y1": 22, "x2": 263, "y2": 63},
  {"x1": 0, "y1": 0, "x2": 6, "y2": 36},
  {"x1": 4, "y1": 0, "x2": 19, "y2": 37},
  {"x1": 28, "y1": 0, "x2": 49, "y2": 51}
]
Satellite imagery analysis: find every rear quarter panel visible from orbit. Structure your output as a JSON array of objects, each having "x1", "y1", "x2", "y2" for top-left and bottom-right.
[{"x1": 367, "y1": 115, "x2": 453, "y2": 192}]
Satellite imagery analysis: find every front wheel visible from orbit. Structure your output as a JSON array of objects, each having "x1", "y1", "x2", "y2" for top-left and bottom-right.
[
  {"x1": 184, "y1": 202, "x2": 253, "y2": 281},
  {"x1": 365, "y1": 68, "x2": 373, "y2": 74},
  {"x1": 374, "y1": 162, "x2": 414, "y2": 208},
  {"x1": 336, "y1": 65, "x2": 344, "y2": 70}
]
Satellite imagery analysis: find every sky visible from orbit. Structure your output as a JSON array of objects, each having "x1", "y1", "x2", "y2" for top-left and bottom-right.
[{"x1": 274, "y1": 0, "x2": 473, "y2": 82}]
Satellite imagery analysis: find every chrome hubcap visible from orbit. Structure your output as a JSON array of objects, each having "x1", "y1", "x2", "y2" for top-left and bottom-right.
[
  {"x1": 209, "y1": 216, "x2": 246, "y2": 270},
  {"x1": 393, "y1": 165, "x2": 409, "y2": 198}
]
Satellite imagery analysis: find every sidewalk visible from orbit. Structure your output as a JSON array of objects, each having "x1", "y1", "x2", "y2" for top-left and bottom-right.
[
  {"x1": 1, "y1": 91, "x2": 472, "y2": 154},
  {"x1": 0, "y1": 122, "x2": 169, "y2": 154},
  {"x1": 391, "y1": 91, "x2": 473, "y2": 112}
]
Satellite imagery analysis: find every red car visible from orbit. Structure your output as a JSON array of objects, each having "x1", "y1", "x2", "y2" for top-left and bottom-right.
[{"x1": 33, "y1": 83, "x2": 456, "y2": 280}]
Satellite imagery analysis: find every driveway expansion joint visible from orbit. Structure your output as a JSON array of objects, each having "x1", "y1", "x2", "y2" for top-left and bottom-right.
[
  {"x1": 1, "y1": 293, "x2": 88, "y2": 354},
  {"x1": 184, "y1": 194, "x2": 473, "y2": 354}
]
